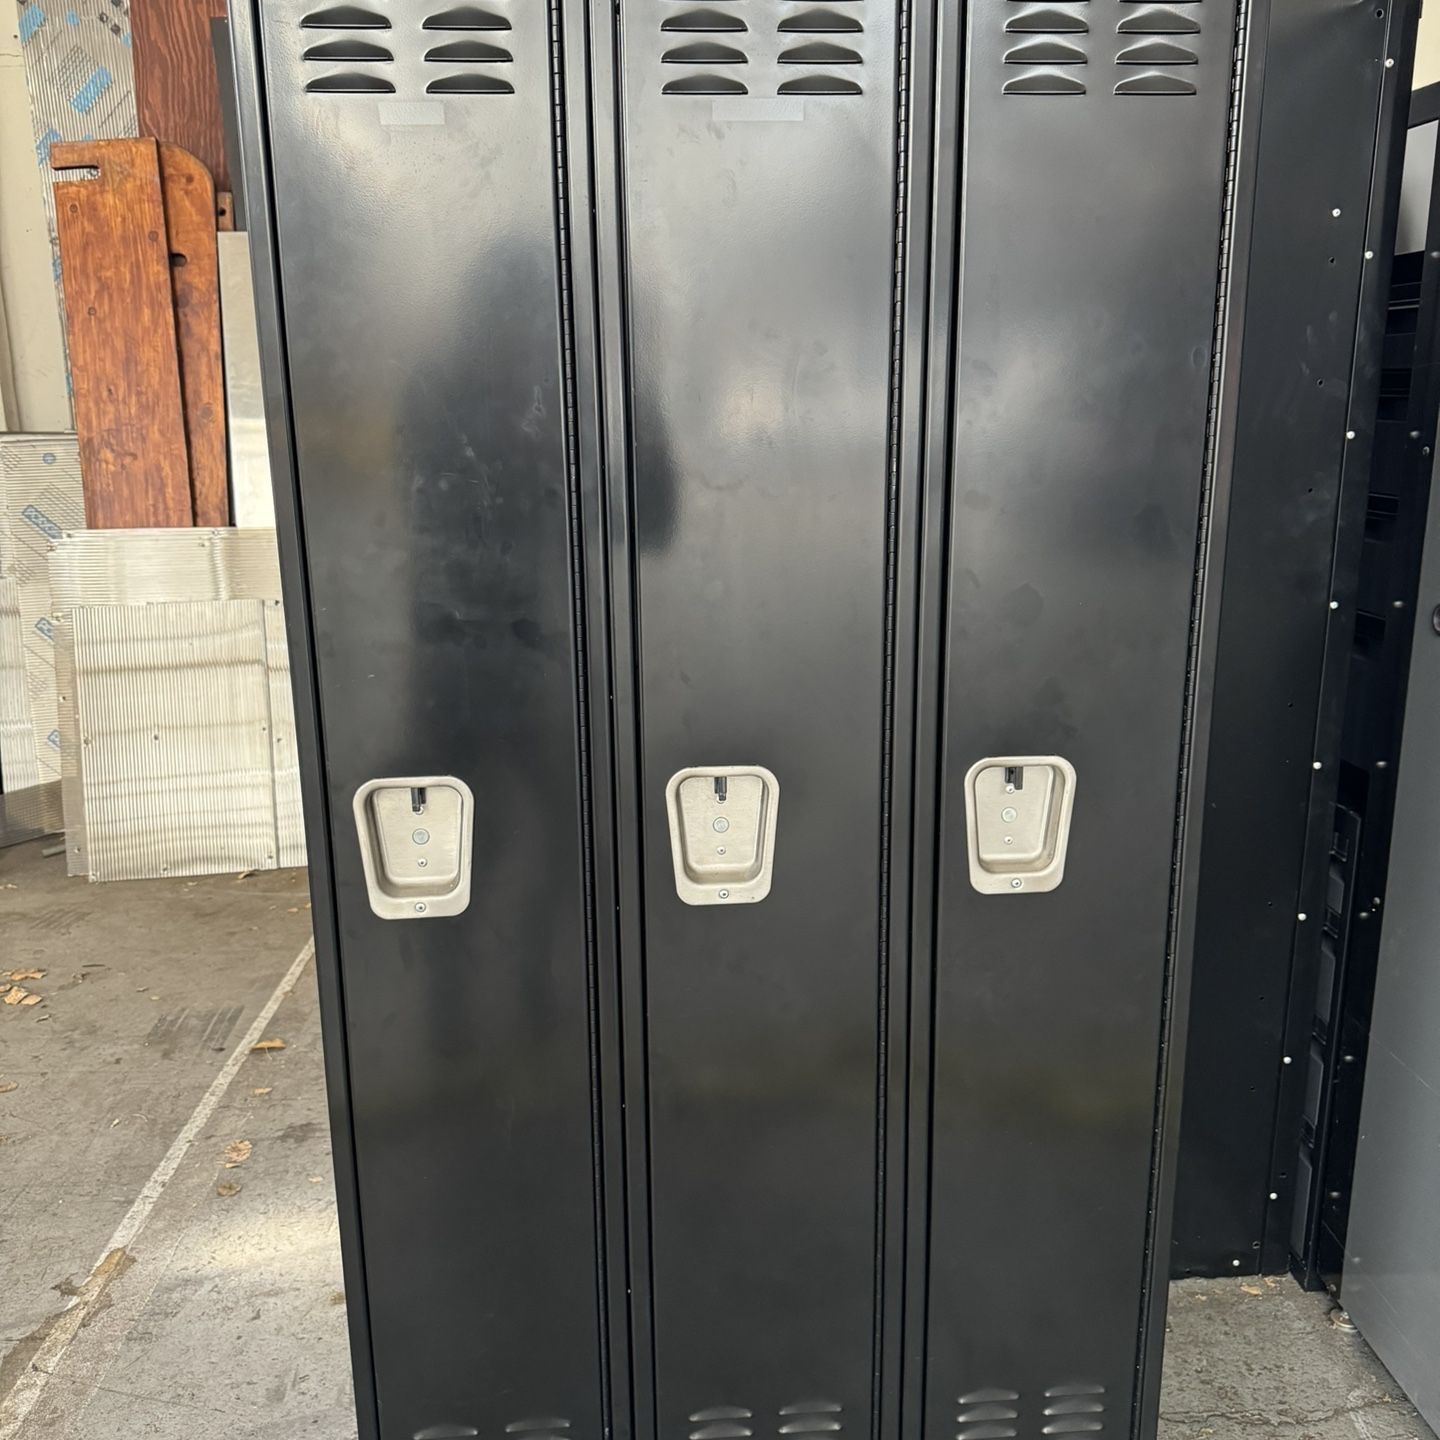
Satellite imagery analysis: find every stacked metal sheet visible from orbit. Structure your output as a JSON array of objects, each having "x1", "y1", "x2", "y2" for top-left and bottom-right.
[{"x1": 49, "y1": 528, "x2": 306, "y2": 881}]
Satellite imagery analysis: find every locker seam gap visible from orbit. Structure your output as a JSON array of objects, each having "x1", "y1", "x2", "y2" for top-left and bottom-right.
[
  {"x1": 1135, "y1": 0, "x2": 1252, "y2": 1431},
  {"x1": 873, "y1": 0, "x2": 913, "y2": 1435},
  {"x1": 548, "y1": 1, "x2": 614, "y2": 1432}
]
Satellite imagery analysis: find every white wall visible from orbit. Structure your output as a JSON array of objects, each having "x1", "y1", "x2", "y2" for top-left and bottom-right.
[
  {"x1": 1417, "y1": 1, "x2": 1440, "y2": 90},
  {"x1": 0, "y1": 6, "x2": 70, "y2": 432}
]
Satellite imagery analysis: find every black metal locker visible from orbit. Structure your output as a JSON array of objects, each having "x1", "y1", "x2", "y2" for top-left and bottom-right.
[{"x1": 225, "y1": 0, "x2": 1381, "y2": 1435}]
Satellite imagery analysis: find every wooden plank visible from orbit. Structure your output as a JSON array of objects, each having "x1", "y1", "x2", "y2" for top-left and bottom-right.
[
  {"x1": 52, "y1": 139, "x2": 193, "y2": 529},
  {"x1": 133, "y1": 0, "x2": 231, "y2": 195},
  {"x1": 161, "y1": 143, "x2": 229, "y2": 526}
]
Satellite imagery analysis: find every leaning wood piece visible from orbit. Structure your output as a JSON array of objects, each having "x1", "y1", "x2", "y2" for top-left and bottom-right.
[
  {"x1": 161, "y1": 142, "x2": 229, "y2": 525},
  {"x1": 52, "y1": 139, "x2": 193, "y2": 529}
]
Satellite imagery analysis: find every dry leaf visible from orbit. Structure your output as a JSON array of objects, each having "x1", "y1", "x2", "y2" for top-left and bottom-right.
[
  {"x1": 4, "y1": 988, "x2": 27, "y2": 1006},
  {"x1": 223, "y1": 1140, "x2": 253, "y2": 1168},
  {"x1": 1240, "y1": 1284, "x2": 1263, "y2": 1297},
  {"x1": 216, "y1": 1181, "x2": 242, "y2": 1197},
  {"x1": 308, "y1": 1175, "x2": 324, "y2": 1184},
  {"x1": 252, "y1": 1087, "x2": 273, "y2": 1097},
  {"x1": 7, "y1": 969, "x2": 43, "y2": 982},
  {"x1": 251, "y1": 1038, "x2": 285, "y2": 1052},
  {"x1": 286, "y1": 907, "x2": 299, "y2": 914},
  {"x1": 236, "y1": 870, "x2": 256, "y2": 882},
  {"x1": 19, "y1": 995, "x2": 41, "y2": 1008},
  {"x1": 0, "y1": 1082, "x2": 17, "y2": 1094}
]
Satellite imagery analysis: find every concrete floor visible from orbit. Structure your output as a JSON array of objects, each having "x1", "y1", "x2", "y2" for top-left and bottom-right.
[{"x1": 0, "y1": 836, "x2": 1434, "y2": 1440}]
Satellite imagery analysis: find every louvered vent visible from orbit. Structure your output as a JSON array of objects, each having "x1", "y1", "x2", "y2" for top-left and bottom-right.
[
  {"x1": 300, "y1": 2, "x2": 395, "y2": 92},
  {"x1": 659, "y1": 0, "x2": 865, "y2": 98},
  {"x1": 1041, "y1": 1383, "x2": 1106, "y2": 1435},
  {"x1": 1002, "y1": 0, "x2": 1087, "y2": 95},
  {"x1": 661, "y1": 2, "x2": 750, "y2": 94},
  {"x1": 955, "y1": 1385, "x2": 1107, "y2": 1438},
  {"x1": 301, "y1": 0, "x2": 515, "y2": 97},
  {"x1": 1114, "y1": 0, "x2": 1198, "y2": 94},
  {"x1": 423, "y1": 2, "x2": 514, "y2": 94},
  {"x1": 686, "y1": 1406, "x2": 753, "y2": 1440},
  {"x1": 778, "y1": 1401, "x2": 843, "y2": 1436},
  {"x1": 956, "y1": 1388, "x2": 1020, "y2": 1440}
]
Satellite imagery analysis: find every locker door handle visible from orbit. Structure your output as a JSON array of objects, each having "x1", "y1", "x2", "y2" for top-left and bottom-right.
[
  {"x1": 665, "y1": 765, "x2": 780, "y2": 905},
  {"x1": 963, "y1": 755, "x2": 1076, "y2": 894}
]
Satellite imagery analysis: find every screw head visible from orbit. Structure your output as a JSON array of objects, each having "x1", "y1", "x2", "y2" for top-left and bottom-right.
[
  {"x1": 1313, "y1": 760, "x2": 1323, "y2": 770},
  {"x1": 1333, "y1": 207, "x2": 1343, "y2": 217},
  {"x1": 1298, "y1": 912, "x2": 1308, "y2": 921},
  {"x1": 712, "y1": 816, "x2": 730, "y2": 833},
  {"x1": 417, "y1": 858, "x2": 428, "y2": 868},
  {"x1": 1432, "y1": 604, "x2": 1440, "y2": 636},
  {"x1": 1010, "y1": 878, "x2": 1023, "y2": 890},
  {"x1": 1346, "y1": 430, "x2": 1357, "y2": 440},
  {"x1": 718, "y1": 889, "x2": 729, "y2": 898},
  {"x1": 414, "y1": 902, "x2": 427, "y2": 914}
]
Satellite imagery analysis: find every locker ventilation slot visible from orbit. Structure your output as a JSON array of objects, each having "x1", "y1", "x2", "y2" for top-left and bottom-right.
[
  {"x1": 424, "y1": 5, "x2": 512, "y2": 27},
  {"x1": 301, "y1": 3, "x2": 389, "y2": 25},
  {"x1": 1115, "y1": 70, "x2": 1196, "y2": 94},
  {"x1": 662, "y1": 7, "x2": 747, "y2": 29},
  {"x1": 687, "y1": 1409, "x2": 753, "y2": 1439},
  {"x1": 663, "y1": 73, "x2": 748, "y2": 92},
  {"x1": 777, "y1": 8, "x2": 861, "y2": 31},
  {"x1": 425, "y1": 39, "x2": 513, "y2": 60},
  {"x1": 777, "y1": 74, "x2": 861, "y2": 93},
  {"x1": 1113, "y1": 2, "x2": 1198, "y2": 91},
  {"x1": 1117, "y1": 7, "x2": 1200, "y2": 33},
  {"x1": 1005, "y1": 38, "x2": 1085, "y2": 64},
  {"x1": 779, "y1": 40, "x2": 860, "y2": 63},
  {"x1": 1002, "y1": 71, "x2": 1084, "y2": 94},
  {"x1": 1041, "y1": 1386, "x2": 1105, "y2": 1435},
  {"x1": 663, "y1": 40, "x2": 747, "y2": 62},
  {"x1": 426, "y1": 72, "x2": 514, "y2": 91},
  {"x1": 1005, "y1": 6, "x2": 1087, "y2": 32},
  {"x1": 305, "y1": 71, "x2": 395, "y2": 91},
  {"x1": 302, "y1": 37, "x2": 393, "y2": 60},
  {"x1": 777, "y1": 1403, "x2": 842, "y2": 1435},
  {"x1": 1116, "y1": 39, "x2": 1196, "y2": 63},
  {"x1": 955, "y1": 1388, "x2": 1019, "y2": 1440},
  {"x1": 1001, "y1": 0, "x2": 1087, "y2": 93}
]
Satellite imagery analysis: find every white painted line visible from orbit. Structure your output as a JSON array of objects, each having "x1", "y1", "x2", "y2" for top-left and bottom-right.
[{"x1": 0, "y1": 938, "x2": 316, "y2": 1440}]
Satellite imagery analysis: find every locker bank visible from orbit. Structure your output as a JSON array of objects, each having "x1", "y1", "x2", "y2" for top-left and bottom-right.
[{"x1": 226, "y1": 1, "x2": 1416, "y2": 1438}]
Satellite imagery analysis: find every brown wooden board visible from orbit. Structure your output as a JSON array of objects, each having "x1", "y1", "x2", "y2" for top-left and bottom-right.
[
  {"x1": 52, "y1": 139, "x2": 193, "y2": 529},
  {"x1": 133, "y1": 0, "x2": 231, "y2": 195},
  {"x1": 161, "y1": 143, "x2": 229, "y2": 525}
]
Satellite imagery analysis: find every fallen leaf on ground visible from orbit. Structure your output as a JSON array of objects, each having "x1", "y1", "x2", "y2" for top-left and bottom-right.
[
  {"x1": 235, "y1": 870, "x2": 256, "y2": 882},
  {"x1": 0, "y1": 1082, "x2": 16, "y2": 1094},
  {"x1": 251, "y1": 1038, "x2": 285, "y2": 1052},
  {"x1": 223, "y1": 1140, "x2": 253, "y2": 1168},
  {"x1": 4, "y1": 988, "x2": 27, "y2": 1006},
  {"x1": 216, "y1": 1181, "x2": 242, "y2": 1197},
  {"x1": 1240, "y1": 1284, "x2": 1263, "y2": 1296},
  {"x1": 308, "y1": 1176, "x2": 324, "y2": 1184},
  {"x1": 252, "y1": 1087, "x2": 273, "y2": 1097},
  {"x1": 19, "y1": 995, "x2": 41, "y2": 1008},
  {"x1": 7, "y1": 970, "x2": 43, "y2": 982},
  {"x1": 286, "y1": 907, "x2": 299, "y2": 914}
]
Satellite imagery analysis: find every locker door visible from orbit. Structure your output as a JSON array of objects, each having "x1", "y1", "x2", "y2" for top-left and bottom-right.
[
  {"x1": 255, "y1": 3, "x2": 605, "y2": 1435},
  {"x1": 608, "y1": 0, "x2": 908, "y2": 1425},
  {"x1": 925, "y1": 0, "x2": 1243, "y2": 1429}
]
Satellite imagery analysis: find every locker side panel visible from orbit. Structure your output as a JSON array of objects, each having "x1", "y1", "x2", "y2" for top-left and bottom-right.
[
  {"x1": 927, "y1": 0, "x2": 1241, "y2": 1425},
  {"x1": 615, "y1": 1, "x2": 903, "y2": 1423},
  {"x1": 257, "y1": 4, "x2": 605, "y2": 1435}
]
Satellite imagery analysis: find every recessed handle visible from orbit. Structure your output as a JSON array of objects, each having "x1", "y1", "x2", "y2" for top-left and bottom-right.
[{"x1": 963, "y1": 755, "x2": 1076, "y2": 894}]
